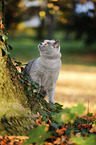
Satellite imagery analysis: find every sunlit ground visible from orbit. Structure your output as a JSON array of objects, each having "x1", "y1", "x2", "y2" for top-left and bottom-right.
[{"x1": 54, "y1": 64, "x2": 96, "y2": 113}]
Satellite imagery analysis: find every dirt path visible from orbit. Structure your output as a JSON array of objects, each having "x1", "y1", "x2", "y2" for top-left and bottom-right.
[{"x1": 55, "y1": 64, "x2": 96, "y2": 113}]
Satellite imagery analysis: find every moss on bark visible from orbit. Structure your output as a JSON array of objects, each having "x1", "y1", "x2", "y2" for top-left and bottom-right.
[{"x1": 0, "y1": 1, "x2": 53, "y2": 135}]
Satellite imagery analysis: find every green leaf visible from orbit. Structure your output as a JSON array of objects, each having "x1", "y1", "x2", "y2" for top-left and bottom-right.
[
  {"x1": 71, "y1": 103, "x2": 86, "y2": 115},
  {"x1": 27, "y1": 86, "x2": 32, "y2": 92},
  {"x1": 55, "y1": 102, "x2": 63, "y2": 110},
  {"x1": 1, "y1": 47, "x2": 10, "y2": 56},
  {"x1": 14, "y1": 61, "x2": 22, "y2": 66},
  {"x1": 53, "y1": 107, "x2": 77, "y2": 123},
  {"x1": 72, "y1": 135, "x2": 96, "y2": 145},
  {"x1": 72, "y1": 136, "x2": 85, "y2": 145},
  {"x1": 24, "y1": 125, "x2": 51, "y2": 145},
  {"x1": 87, "y1": 112, "x2": 93, "y2": 117},
  {"x1": 50, "y1": 122, "x2": 59, "y2": 129},
  {"x1": 1, "y1": 47, "x2": 6, "y2": 56},
  {"x1": 29, "y1": 93, "x2": 33, "y2": 97},
  {"x1": 2, "y1": 34, "x2": 8, "y2": 42},
  {"x1": 21, "y1": 67, "x2": 24, "y2": 72},
  {"x1": 8, "y1": 45, "x2": 13, "y2": 50},
  {"x1": 52, "y1": 103, "x2": 86, "y2": 123}
]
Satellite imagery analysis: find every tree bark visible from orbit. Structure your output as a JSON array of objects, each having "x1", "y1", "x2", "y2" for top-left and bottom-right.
[
  {"x1": 0, "y1": 0, "x2": 53, "y2": 136},
  {"x1": 0, "y1": 0, "x2": 35, "y2": 136}
]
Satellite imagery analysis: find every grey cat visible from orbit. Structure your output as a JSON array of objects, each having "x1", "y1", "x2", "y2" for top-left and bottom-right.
[{"x1": 24, "y1": 40, "x2": 61, "y2": 104}]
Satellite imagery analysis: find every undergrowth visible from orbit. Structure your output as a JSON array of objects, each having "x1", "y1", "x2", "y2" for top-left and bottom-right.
[{"x1": 23, "y1": 103, "x2": 96, "y2": 145}]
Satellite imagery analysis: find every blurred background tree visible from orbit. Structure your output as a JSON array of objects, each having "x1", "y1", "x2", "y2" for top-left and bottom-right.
[
  {"x1": 5, "y1": 0, "x2": 96, "y2": 44},
  {"x1": 5, "y1": 0, "x2": 22, "y2": 29}
]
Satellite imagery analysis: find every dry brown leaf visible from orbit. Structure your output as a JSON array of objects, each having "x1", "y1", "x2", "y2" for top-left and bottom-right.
[
  {"x1": 1, "y1": 24, "x2": 5, "y2": 29},
  {"x1": 36, "y1": 116, "x2": 43, "y2": 126},
  {"x1": 16, "y1": 136, "x2": 29, "y2": 140},
  {"x1": 6, "y1": 136, "x2": 16, "y2": 140},
  {"x1": 44, "y1": 141, "x2": 53, "y2": 145},
  {"x1": 77, "y1": 123, "x2": 92, "y2": 129},
  {"x1": 90, "y1": 125, "x2": 96, "y2": 133},
  {"x1": 0, "y1": 139, "x2": 7, "y2": 145},
  {"x1": 47, "y1": 117, "x2": 51, "y2": 124},
  {"x1": 53, "y1": 137, "x2": 61, "y2": 144},
  {"x1": 0, "y1": 136, "x2": 3, "y2": 140},
  {"x1": 56, "y1": 128, "x2": 67, "y2": 136}
]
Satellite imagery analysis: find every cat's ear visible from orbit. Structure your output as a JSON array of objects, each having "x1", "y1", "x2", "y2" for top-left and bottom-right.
[{"x1": 54, "y1": 40, "x2": 60, "y2": 48}]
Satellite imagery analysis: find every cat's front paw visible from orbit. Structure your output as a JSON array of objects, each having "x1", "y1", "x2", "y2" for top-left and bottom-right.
[{"x1": 49, "y1": 101, "x2": 55, "y2": 107}]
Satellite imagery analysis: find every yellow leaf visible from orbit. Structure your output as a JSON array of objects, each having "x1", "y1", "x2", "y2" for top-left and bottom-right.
[
  {"x1": 47, "y1": 3, "x2": 54, "y2": 8},
  {"x1": 39, "y1": 11, "x2": 46, "y2": 19}
]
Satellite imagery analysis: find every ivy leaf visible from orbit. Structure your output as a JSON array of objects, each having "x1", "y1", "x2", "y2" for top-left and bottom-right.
[
  {"x1": 55, "y1": 102, "x2": 63, "y2": 110},
  {"x1": 27, "y1": 86, "x2": 32, "y2": 92},
  {"x1": 2, "y1": 34, "x2": 8, "y2": 42},
  {"x1": 1, "y1": 47, "x2": 10, "y2": 56},
  {"x1": 8, "y1": 44, "x2": 13, "y2": 51},
  {"x1": 24, "y1": 125, "x2": 51, "y2": 145},
  {"x1": 21, "y1": 67, "x2": 24, "y2": 72},
  {"x1": 14, "y1": 61, "x2": 22, "y2": 66},
  {"x1": 50, "y1": 122, "x2": 59, "y2": 129}
]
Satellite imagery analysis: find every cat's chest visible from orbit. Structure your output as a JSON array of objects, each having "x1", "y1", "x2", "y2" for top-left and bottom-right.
[{"x1": 38, "y1": 57, "x2": 61, "y2": 71}]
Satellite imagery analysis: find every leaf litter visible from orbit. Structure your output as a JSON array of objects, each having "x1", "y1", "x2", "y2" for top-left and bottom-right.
[{"x1": 0, "y1": 106, "x2": 96, "y2": 145}]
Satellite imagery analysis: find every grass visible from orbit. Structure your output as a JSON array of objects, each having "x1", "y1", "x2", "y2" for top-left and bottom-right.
[
  {"x1": 8, "y1": 30, "x2": 96, "y2": 113},
  {"x1": 8, "y1": 32, "x2": 96, "y2": 65}
]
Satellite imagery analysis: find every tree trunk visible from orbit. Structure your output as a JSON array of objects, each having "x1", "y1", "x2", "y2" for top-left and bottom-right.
[{"x1": 0, "y1": 0, "x2": 52, "y2": 136}]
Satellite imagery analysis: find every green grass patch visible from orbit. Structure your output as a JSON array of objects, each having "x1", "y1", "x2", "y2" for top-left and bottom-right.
[{"x1": 8, "y1": 32, "x2": 96, "y2": 66}]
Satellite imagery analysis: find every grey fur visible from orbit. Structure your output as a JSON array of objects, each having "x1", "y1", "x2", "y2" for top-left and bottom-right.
[{"x1": 24, "y1": 40, "x2": 61, "y2": 104}]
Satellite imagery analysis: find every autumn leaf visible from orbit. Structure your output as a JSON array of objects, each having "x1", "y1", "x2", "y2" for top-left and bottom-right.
[
  {"x1": 1, "y1": 24, "x2": 4, "y2": 29},
  {"x1": 77, "y1": 123, "x2": 92, "y2": 129},
  {"x1": 90, "y1": 124, "x2": 96, "y2": 133},
  {"x1": 56, "y1": 128, "x2": 67, "y2": 136}
]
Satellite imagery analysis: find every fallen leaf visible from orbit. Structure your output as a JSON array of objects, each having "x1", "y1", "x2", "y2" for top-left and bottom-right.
[
  {"x1": 0, "y1": 139, "x2": 7, "y2": 145},
  {"x1": 36, "y1": 116, "x2": 43, "y2": 126},
  {"x1": 16, "y1": 136, "x2": 29, "y2": 140},
  {"x1": 44, "y1": 142, "x2": 53, "y2": 145},
  {"x1": 1, "y1": 24, "x2": 5, "y2": 29},
  {"x1": 56, "y1": 128, "x2": 67, "y2": 136},
  {"x1": 6, "y1": 136, "x2": 16, "y2": 140},
  {"x1": 77, "y1": 123, "x2": 92, "y2": 129},
  {"x1": 90, "y1": 125, "x2": 96, "y2": 133},
  {"x1": 47, "y1": 117, "x2": 51, "y2": 124},
  {"x1": 53, "y1": 137, "x2": 61, "y2": 144}
]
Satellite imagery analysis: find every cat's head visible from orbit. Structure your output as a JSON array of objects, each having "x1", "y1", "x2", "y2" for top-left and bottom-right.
[{"x1": 38, "y1": 40, "x2": 61, "y2": 59}]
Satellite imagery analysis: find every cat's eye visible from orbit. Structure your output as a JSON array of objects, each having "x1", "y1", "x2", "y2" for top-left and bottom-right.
[{"x1": 45, "y1": 43, "x2": 49, "y2": 46}]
